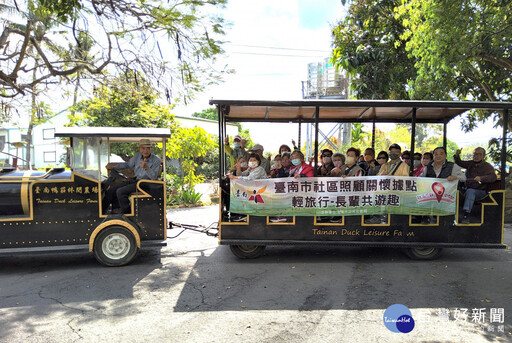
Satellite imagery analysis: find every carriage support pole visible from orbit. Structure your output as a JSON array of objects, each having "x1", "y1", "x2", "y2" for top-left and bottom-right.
[{"x1": 501, "y1": 109, "x2": 509, "y2": 190}]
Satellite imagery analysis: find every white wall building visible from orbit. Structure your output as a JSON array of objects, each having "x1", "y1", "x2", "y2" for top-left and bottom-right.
[{"x1": 1, "y1": 112, "x2": 238, "y2": 170}]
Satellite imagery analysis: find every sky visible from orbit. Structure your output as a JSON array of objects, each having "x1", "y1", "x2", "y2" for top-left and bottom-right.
[{"x1": 173, "y1": 0, "x2": 503, "y2": 155}]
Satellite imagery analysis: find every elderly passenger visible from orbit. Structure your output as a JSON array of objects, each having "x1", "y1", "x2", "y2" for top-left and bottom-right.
[
  {"x1": 229, "y1": 153, "x2": 267, "y2": 181},
  {"x1": 103, "y1": 139, "x2": 161, "y2": 214},
  {"x1": 377, "y1": 144, "x2": 410, "y2": 176},
  {"x1": 317, "y1": 149, "x2": 335, "y2": 176},
  {"x1": 249, "y1": 144, "x2": 270, "y2": 175},
  {"x1": 289, "y1": 151, "x2": 314, "y2": 178},
  {"x1": 454, "y1": 147, "x2": 497, "y2": 224}
]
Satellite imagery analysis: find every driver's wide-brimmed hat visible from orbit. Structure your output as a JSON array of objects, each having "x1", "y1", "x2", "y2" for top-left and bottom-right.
[{"x1": 138, "y1": 139, "x2": 152, "y2": 147}]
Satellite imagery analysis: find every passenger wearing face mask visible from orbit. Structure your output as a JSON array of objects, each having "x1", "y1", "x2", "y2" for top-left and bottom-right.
[
  {"x1": 377, "y1": 144, "x2": 410, "y2": 176},
  {"x1": 230, "y1": 157, "x2": 248, "y2": 176},
  {"x1": 229, "y1": 153, "x2": 267, "y2": 181},
  {"x1": 289, "y1": 151, "x2": 314, "y2": 178},
  {"x1": 359, "y1": 147, "x2": 379, "y2": 176},
  {"x1": 339, "y1": 147, "x2": 364, "y2": 177},
  {"x1": 412, "y1": 152, "x2": 424, "y2": 177},
  {"x1": 224, "y1": 134, "x2": 248, "y2": 168},
  {"x1": 317, "y1": 149, "x2": 335, "y2": 176},
  {"x1": 328, "y1": 153, "x2": 346, "y2": 177}
]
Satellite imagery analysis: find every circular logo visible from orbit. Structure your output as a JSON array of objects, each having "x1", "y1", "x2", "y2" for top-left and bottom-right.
[{"x1": 383, "y1": 304, "x2": 415, "y2": 333}]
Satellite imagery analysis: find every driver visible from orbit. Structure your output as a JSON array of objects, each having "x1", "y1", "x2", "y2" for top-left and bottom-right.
[{"x1": 102, "y1": 139, "x2": 161, "y2": 214}]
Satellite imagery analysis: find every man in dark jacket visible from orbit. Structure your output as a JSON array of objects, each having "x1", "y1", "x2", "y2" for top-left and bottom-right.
[{"x1": 454, "y1": 147, "x2": 497, "y2": 223}]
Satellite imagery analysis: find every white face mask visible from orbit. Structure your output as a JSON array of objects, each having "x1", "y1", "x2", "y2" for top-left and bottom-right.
[
  {"x1": 240, "y1": 162, "x2": 248, "y2": 168},
  {"x1": 322, "y1": 157, "x2": 332, "y2": 164},
  {"x1": 333, "y1": 161, "x2": 343, "y2": 168},
  {"x1": 248, "y1": 161, "x2": 258, "y2": 169},
  {"x1": 346, "y1": 156, "x2": 356, "y2": 165}
]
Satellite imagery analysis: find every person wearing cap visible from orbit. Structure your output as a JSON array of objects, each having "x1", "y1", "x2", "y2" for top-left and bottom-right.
[
  {"x1": 377, "y1": 143, "x2": 410, "y2": 176},
  {"x1": 224, "y1": 135, "x2": 248, "y2": 169},
  {"x1": 249, "y1": 143, "x2": 270, "y2": 174},
  {"x1": 102, "y1": 139, "x2": 162, "y2": 214}
]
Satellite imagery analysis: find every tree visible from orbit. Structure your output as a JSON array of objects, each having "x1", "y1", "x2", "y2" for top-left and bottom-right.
[
  {"x1": 396, "y1": 0, "x2": 512, "y2": 105},
  {"x1": 167, "y1": 126, "x2": 216, "y2": 187},
  {"x1": 192, "y1": 107, "x2": 217, "y2": 121},
  {"x1": 331, "y1": 0, "x2": 416, "y2": 99},
  {"x1": 0, "y1": 0, "x2": 228, "y2": 103},
  {"x1": 70, "y1": 71, "x2": 177, "y2": 161},
  {"x1": 331, "y1": 0, "x2": 511, "y2": 164}
]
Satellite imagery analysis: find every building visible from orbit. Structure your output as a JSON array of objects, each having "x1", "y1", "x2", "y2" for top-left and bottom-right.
[
  {"x1": 302, "y1": 57, "x2": 350, "y2": 99},
  {"x1": 301, "y1": 58, "x2": 352, "y2": 156},
  {"x1": 1, "y1": 112, "x2": 238, "y2": 170}
]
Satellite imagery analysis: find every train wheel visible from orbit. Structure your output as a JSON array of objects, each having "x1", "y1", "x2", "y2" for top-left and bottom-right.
[
  {"x1": 229, "y1": 245, "x2": 266, "y2": 259},
  {"x1": 403, "y1": 247, "x2": 442, "y2": 260},
  {"x1": 94, "y1": 226, "x2": 138, "y2": 266}
]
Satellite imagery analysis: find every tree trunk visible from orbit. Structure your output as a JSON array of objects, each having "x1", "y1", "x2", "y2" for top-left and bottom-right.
[
  {"x1": 70, "y1": 72, "x2": 81, "y2": 117},
  {"x1": 25, "y1": 59, "x2": 38, "y2": 170}
]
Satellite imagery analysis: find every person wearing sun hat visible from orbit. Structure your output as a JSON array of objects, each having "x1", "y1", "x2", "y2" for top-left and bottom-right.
[
  {"x1": 224, "y1": 134, "x2": 248, "y2": 168},
  {"x1": 102, "y1": 138, "x2": 161, "y2": 214}
]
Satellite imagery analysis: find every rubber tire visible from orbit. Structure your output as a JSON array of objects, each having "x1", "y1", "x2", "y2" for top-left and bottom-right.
[
  {"x1": 93, "y1": 226, "x2": 138, "y2": 266},
  {"x1": 403, "y1": 247, "x2": 443, "y2": 260},
  {"x1": 229, "y1": 245, "x2": 266, "y2": 259}
]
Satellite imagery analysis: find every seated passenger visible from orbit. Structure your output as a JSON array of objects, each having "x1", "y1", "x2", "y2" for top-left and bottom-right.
[
  {"x1": 420, "y1": 147, "x2": 466, "y2": 182},
  {"x1": 249, "y1": 144, "x2": 270, "y2": 175},
  {"x1": 328, "y1": 153, "x2": 346, "y2": 176},
  {"x1": 230, "y1": 156, "x2": 248, "y2": 176},
  {"x1": 374, "y1": 151, "x2": 388, "y2": 175},
  {"x1": 289, "y1": 151, "x2": 314, "y2": 178},
  {"x1": 229, "y1": 153, "x2": 267, "y2": 181},
  {"x1": 377, "y1": 144, "x2": 410, "y2": 176},
  {"x1": 317, "y1": 149, "x2": 334, "y2": 176},
  {"x1": 269, "y1": 154, "x2": 282, "y2": 178},
  {"x1": 279, "y1": 140, "x2": 298, "y2": 155},
  {"x1": 359, "y1": 148, "x2": 377, "y2": 175},
  {"x1": 421, "y1": 152, "x2": 433, "y2": 169},
  {"x1": 224, "y1": 135, "x2": 248, "y2": 169},
  {"x1": 103, "y1": 139, "x2": 161, "y2": 214},
  {"x1": 270, "y1": 153, "x2": 293, "y2": 223},
  {"x1": 401, "y1": 150, "x2": 411, "y2": 166},
  {"x1": 270, "y1": 152, "x2": 292, "y2": 178},
  {"x1": 454, "y1": 147, "x2": 497, "y2": 224},
  {"x1": 339, "y1": 147, "x2": 364, "y2": 177},
  {"x1": 412, "y1": 152, "x2": 424, "y2": 177}
]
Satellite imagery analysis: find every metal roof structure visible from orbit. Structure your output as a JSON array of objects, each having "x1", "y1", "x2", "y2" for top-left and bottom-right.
[{"x1": 210, "y1": 99, "x2": 512, "y2": 123}]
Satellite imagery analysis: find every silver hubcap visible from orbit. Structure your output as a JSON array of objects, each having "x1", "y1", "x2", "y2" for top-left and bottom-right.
[
  {"x1": 102, "y1": 233, "x2": 130, "y2": 260},
  {"x1": 238, "y1": 245, "x2": 259, "y2": 253},
  {"x1": 413, "y1": 247, "x2": 436, "y2": 256}
]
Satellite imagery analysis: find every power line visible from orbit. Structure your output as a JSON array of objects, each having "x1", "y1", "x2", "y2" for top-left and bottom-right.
[
  {"x1": 227, "y1": 43, "x2": 331, "y2": 53},
  {"x1": 229, "y1": 51, "x2": 329, "y2": 58}
]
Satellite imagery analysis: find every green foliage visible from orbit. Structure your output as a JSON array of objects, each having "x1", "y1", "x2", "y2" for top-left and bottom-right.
[
  {"x1": 192, "y1": 107, "x2": 217, "y2": 121},
  {"x1": 195, "y1": 137, "x2": 219, "y2": 180},
  {"x1": 396, "y1": 0, "x2": 512, "y2": 104},
  {"x1": 167, "y1": 126, "x2": 216, "y2": 197},
  {"x1": 331, "y1": 0, "x2": 511, "y2": 164},
  {"x1": 331, "y1": 0, "x2": 416, "y2": 99},
  {"x1": 70, "y1": 71, "x2": 177, "y2": 160},
  {"x1": 0, "y1": 0, "x2": 228, "y2": 103},
  {"x1": 166, "y1": 171, "x2": 203, "y2": 206}
]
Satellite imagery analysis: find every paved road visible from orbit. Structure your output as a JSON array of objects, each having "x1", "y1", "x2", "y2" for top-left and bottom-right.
[{"x1": 0, "y1": 206, "x2": 511, "y2": 343}]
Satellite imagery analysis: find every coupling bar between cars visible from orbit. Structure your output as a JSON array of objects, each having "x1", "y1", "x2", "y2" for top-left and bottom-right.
[{"x1": 167, "y1": 222, "x2": 219, "y2": 238}]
